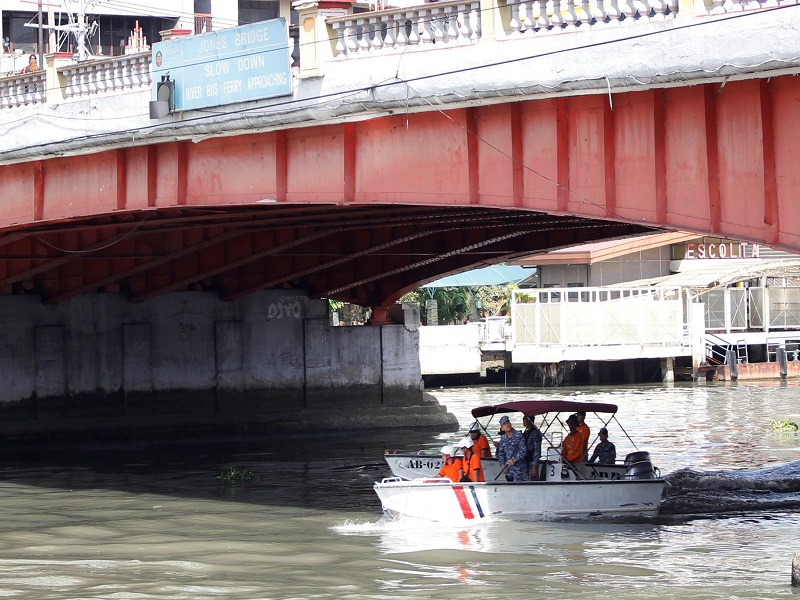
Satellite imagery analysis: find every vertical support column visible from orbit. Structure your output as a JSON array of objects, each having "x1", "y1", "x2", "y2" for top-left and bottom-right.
[
  {"x1": 556, "y1": 99, "x2": 570, "y2": 212},
  {"x1": 33, "y1": 161, "x2": 44, "y2": 221},
  {"x1": 661, "y1": 357, "x2": 674, "y2": 383},
  {"x1": 293, "y1": 0, "x2": 351, "y2": 77},
  {"x1": 603, "y1": 98, "x2": 616, "y2": 218},
  {"x1": 654, "y1": 89, "x2": 668, "y2": 223},
  {"x1": 275, "y1": 130, "x2": 288, "y2": 202},
  {"x1": 116, "y1": 148, "x2": 127, "y2": 210},
  {"x1": 704, "y1": 84, "x2": 722, "y2": 234},
  {"x1": 510, "y1": 103, "x2": 524, "y2": 207},
  {"x1": 466, "y1": 107, "x2": 480, "y2": 204},
  {"x1": 176, "y1": 141, "x2": 188, "y2": 206},
  {"x1": 343, "y1": 122, "x2": 356, "y2": 203},
  {"x1": 760, "y1": 79, "x2": 779, "y2": 245},
  {"x1": 147, "y1": 145, "x2": 158, "y2": 208}
]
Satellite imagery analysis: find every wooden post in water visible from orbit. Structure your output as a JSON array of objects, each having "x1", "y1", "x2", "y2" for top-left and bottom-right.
[{"x1": 792, "y1": 550, "x2": 800, "y2": 586}]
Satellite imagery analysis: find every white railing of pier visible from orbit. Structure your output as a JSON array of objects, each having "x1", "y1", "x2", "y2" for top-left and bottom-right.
[
  {"x1": 511, "y1": 286, "x2": 690, "y2": 361},
  {"x1": 0, "y1": 71, "x2": 46, "y2": 109},
  {"x1": 62, "y1": 53, "x2": 152, "y2": 100}
]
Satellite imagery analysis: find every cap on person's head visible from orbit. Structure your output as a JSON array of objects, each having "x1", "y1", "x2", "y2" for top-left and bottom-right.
[
  {"x1": 577, "y1": 411, "x2": 586, "y2": 417},
  {"x1": 499, "y1": 415, "x2": 510, "y2": 425},
  {"x1": 599, "y1": 427, "x2": 608, "y2": 436},
  {"x1": 459, "y1": 437, "x2": 473, "y2": 449},
  {"x1": 440, "y1": 445, "x2": 455, "y2": 457},
  {"x1": 566, "y1": 414, "x2": 578, "y2": 425},
  {"x1": 469, "y1": 422, "x2": 481, "y2": 433}
]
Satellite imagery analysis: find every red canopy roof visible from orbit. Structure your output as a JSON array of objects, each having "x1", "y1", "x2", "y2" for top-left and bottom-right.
[{"x1": 471, "y1": 400, "x2": 618, "y2": 419}]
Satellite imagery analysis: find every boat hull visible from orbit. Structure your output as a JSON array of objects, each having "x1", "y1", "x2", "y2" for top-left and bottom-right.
[
  {"x1": 383, "y1": 452, "x2": 631, "y2": 482},
  {"x1": 373, "y1": 478, "x2": 667, "y2": 522}
]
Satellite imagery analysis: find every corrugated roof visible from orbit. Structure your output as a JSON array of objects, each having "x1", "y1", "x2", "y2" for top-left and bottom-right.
[
  {"x1": 621, "y1": 259, "x2": 800, "y2": 293},
  {"x1": 422, "y1": 265, "x2": 534, "y2": 288}
]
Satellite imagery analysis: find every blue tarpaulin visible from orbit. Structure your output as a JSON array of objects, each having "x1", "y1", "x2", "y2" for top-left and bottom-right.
[{"x1": 422, "y1": 265, "x2": 534, "y2": 288}]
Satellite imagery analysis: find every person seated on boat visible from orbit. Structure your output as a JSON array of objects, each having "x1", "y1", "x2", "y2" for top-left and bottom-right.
[
  {"x1": 458, "y1": 437, "x2": 485, "y2": 482},
  {"x1": 575, "y1": 411, "x2": 590, "y2": 461},
  {"x1": 562, "y1": 414, "x2": 587, "y2": 480},
  {"x1": 497, "y1": 415, "x2": 528, "y2": 482},
  {"x1": 588, "y1": 427, "x2": 617, "y2": 465},
  {"x1": 468, "y1": 422, "x2": 493, "y2": 458},
  {"x1": 522, "y1": 415, "x2": 542, "y2": 481},
  {"x1": 437, "y1": 445, "x2": 464, "y2": 483}
]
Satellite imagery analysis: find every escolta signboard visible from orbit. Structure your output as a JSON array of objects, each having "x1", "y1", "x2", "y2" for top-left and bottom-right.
[{"x1": 151, "y1": 18, "x2": 291, "y2": 111}]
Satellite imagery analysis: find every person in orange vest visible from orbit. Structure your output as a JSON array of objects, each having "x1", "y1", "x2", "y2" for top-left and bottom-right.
[
  {"x1": 458, "y1": 437, "x2": 485, "y2": 482},
  {"x1": 562, "y1": 414, "x2": 586, "y2": 480},
  {"x1": 468, "y1": 422, "x2": 492, "y2": 458},
  {"x1": 437, "y1": 445, "x2": 463, "y2": 482}
]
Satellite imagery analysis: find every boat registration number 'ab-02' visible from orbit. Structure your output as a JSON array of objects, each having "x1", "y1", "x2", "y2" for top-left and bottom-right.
[{"x1": 407, "y1": 459, "x2": 442, "y2": 470}]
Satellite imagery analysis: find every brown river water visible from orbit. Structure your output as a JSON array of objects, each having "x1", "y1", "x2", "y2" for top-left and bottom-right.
[{"x1": 0, "y1": 381, "x2": 799, "y2": 598}]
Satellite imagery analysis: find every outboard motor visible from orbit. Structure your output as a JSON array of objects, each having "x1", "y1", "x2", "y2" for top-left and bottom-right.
[
  {"x1": 624, "y1": 451, "x2": 656, "y2": 480},
  {"x1": 624, "y1": 451, "x2": 651, "y2": 466}
]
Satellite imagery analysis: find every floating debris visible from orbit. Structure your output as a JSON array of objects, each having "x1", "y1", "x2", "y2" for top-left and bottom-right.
[{"x1": 217, "y1": 466, "x2": 260, "y2": 482}]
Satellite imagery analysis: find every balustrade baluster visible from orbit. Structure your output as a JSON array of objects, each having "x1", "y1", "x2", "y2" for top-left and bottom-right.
[
  {"x1": 358, "y1": 19, "x2": 371, "y2": 52},
  {"x1": 620, "y1": 0, "x2": 638, "y2": 24},
  {"x1": 593, "y1": 0, "x2": 610, "y2": 27},
  {"x1": 605, "y1": 0, "x2": 622, "y2": 25},
  {"x1": 408, "y1": 11, "x2": 422, "y2": 45},
  {"x1": 430, "y1": 7, "x2": 446, "y2": 44},
  {"x1": 458, "y1": 3, "x2": 474, "y2": 41},
  {"x1": 471, "y1": 2, "x2": 481, "y2": 40},
  {"x1": 535, "y1": 0, "x2": 552, "y2": 32},
  {"x1": 382, "y1": 15, "x2": 397, "y2": 50},
  {"x1": 345, "y1": 19, "x2": 359, "y2": 54},
  {"x1": 419, "y1": 9, "x2": 434, "y2": 45},
  {"x1": 368, "y1": 16, "x2": 384, "y2": 52},
  {"x1": 444, "y1": 6, "x2": 459, "y2": 42},
  {"x1": 564, "y1": 0, "x2": 580, "y2": 29},
  {"x1": 332, "y1": 22, "x2": 347, "y2": 58},
  {"x1": 509, "y1": 0, "x2": 525, "y2": 36},
  {"x1": 650, "y1": 0, "x2": 668, "y2": 20},
  {"x1": 635, "y1": 0, "x2": 651, "y2": 21},
  {"x1": 551, "y1": 0, "x2": 566, "y2": 29}
]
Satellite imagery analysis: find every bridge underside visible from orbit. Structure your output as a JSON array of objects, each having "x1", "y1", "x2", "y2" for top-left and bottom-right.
[
  {"x1": 2, "y1": 76, "x2": 800, "y2": 306},
  {"x1": 0, "y1": 205, "x2": 648, "y2": 307}
]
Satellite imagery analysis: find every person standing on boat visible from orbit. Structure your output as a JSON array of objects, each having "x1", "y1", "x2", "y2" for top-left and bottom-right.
[
  {"x1": 575, "y1": 411, "x2": 590, "y2": 461},
  {"x1": 588, "y1": 427, "x2": 616, "y2": 465},
  {"x1": 522, "y1": 415, "x2": 543, "y2": 481},
  {"x1": 497, "y1": 415, "x2": 528, "y2": 482},
  {"x1": 459, "y1": 437, "x2": 485, "y2": 482},
  {"x1": 437, "y1": 445, "x2": 464, "y2": 482},
  {"x1": 468, "y1": 422, "x2": 493, "y2": 458},
  {"x1": 563, "y1": 415, "x2": 587, "y2": 479}
]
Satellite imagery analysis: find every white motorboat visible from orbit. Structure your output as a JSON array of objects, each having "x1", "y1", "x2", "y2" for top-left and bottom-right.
[{"x1": 374, "y1": 400, "x2": 667, "y2": 522}]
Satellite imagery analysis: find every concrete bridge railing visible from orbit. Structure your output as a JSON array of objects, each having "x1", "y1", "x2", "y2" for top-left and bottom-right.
[{"x1": 0, "y1": 0, "x2": 790, "y2": 109}]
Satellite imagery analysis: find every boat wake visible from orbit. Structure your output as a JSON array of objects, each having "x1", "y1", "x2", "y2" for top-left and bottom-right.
[{"x1": 661, "y1": 460, "x2": 800, "y2": 516}]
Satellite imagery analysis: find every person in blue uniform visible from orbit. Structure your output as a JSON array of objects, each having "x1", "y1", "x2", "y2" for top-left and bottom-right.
[{"x1": 497, "y1": 415, "x2": 528, "y2": 482}]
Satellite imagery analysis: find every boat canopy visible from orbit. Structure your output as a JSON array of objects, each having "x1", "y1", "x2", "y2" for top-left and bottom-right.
[{"x1": 471, "y1": 400, "x2": 618, "y2": 419}]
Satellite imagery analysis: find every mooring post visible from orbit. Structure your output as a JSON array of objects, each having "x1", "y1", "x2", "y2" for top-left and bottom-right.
[
  {"x1": 778, "y1": 346, "x2": 788, "y2": 378},
  {"x1": 792, "y1": 550, "x2": 800, "y2": 587}
]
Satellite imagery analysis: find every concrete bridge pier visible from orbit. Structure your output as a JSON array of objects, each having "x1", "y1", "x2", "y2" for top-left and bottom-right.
[{"x1": 0, "y1": 291, "x2": 456, "y2": 441}]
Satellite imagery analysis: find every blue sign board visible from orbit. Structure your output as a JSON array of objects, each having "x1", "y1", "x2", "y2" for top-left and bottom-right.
[{"x1": 151, "y1": 18, "x2": 291, "y2": 111}]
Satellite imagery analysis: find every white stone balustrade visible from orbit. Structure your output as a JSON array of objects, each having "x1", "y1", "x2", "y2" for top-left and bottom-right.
[
  {"x1": 0, "y1": 0, "x2": 793, "y2": 108},
  {"x1": 0, "y1": 72, "x2": 46, "y2": 110},
  {"x1": 62, "y1": 53, "x2": 152, "y2": 100},
  {"x1": 327, "y1": 1, "x2": 481, "y2": 58},
  {"x1": 504, "y1": 0, "x2": 678, "y2": 34},
  {"x1": 707, "y1": 0, "x2": 795, "y2": 14}
]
